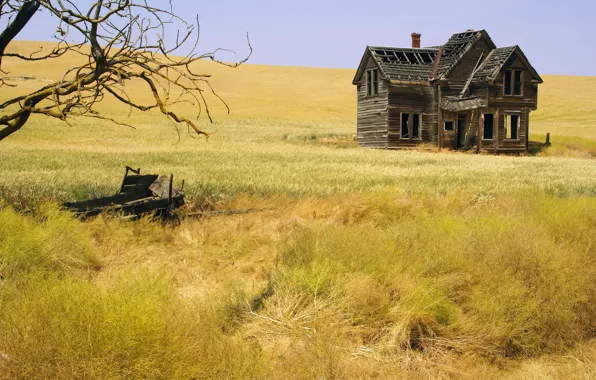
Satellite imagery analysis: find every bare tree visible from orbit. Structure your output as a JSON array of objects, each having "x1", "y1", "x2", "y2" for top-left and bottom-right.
[{"x1": 0, "y1": 0, "x2": 251, "y2": 141}]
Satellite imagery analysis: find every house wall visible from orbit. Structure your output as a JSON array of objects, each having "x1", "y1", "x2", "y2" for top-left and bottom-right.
[
  {"x1": 488, "y1": 56, "x2": 539, "y2": 110},
  {"x1": 442, "y1": 36, "x2": 495, "y2": 96},
  {"x1": 437, "y1": 36, "x2": 494, "y2": 150},
  {"x1": 354, "y1": 34, "x2": 539, "y2": 154},
  {"x1": 356, "y1": 57, "x2": 388, "y2": 148},
  {"x1": 387, "y1": 83, "x2": 437, "y2": 149},
  {"x1": 441, "y1": 109, "x2": 482, "y2": 150},
  {"x1": 481, "y1": 56, "x2": 539, "y2": 153}
]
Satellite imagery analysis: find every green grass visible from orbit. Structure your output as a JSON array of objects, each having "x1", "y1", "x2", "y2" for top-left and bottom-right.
[{"x1": 1, "y1": 117, "x2": 596, "y2": 208}]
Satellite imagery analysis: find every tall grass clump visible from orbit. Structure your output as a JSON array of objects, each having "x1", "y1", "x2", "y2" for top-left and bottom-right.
[
  {"x1": 0, "y1": 270, "x2": 264, "y2": 379},
  {"x1": 259, "y1": 193, "x2": 596, "y2": 362},
  {"x1": 0, "y1": 205, "x2": 100, "y2": 278},
  {"x1": 0, "y1": 207, "x2": 264, "y2": 379}
]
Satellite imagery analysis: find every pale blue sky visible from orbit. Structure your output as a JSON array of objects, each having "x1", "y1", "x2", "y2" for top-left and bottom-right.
[{"x1": 13, "y1": 0, "x2": 596, "y2": 75}]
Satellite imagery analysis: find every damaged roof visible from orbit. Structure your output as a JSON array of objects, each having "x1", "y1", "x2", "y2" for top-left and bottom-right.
[
  {"x1": 366, "y1": 47, "x2": 439, "y2": 82},
  {"x1": 472, "y1": 46, "x2": 543, "y2": 83},
  {"x1": 440, "y1": 96, "x2": 486, "y2": 112},
  {"x1": 354, "y1": 30, "x2": 496, "y2": 83}
]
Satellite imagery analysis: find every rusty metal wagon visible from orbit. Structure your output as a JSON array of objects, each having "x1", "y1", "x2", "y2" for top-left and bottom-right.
[{"x1": 62, "y1": 166, "x2": 184, "y2": 219}]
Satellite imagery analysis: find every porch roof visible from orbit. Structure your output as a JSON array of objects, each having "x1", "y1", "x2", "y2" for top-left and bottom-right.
[{"x1": 440, "y1": 96, "x2": 486, "y2": 112}]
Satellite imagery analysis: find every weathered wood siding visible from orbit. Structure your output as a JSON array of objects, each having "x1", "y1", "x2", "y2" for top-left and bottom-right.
[
  {"x1": 441, "y1": 111, "x2": 457, "y2": 148},
  {"x1": 443, "y1": 36, "x2": 495, "y2": 96},
  {"x1": 387, "y1": 83, "x2": 436, "y2": 149},
  {"x1": 354, "y1": 33, "x2": 539, "y2": 154},
  {"x1": 440, "y1": 109, "x2": 482, "y2": 150},
  {"x1": 481, "y1": 55, "x2": 538, "y2": 153},
  {"x1": 356, "y1": 57, "x2": 388, "y2": 148},
  {"x1": 488, "y1": 56, "x2": 539, "y2": 110},
  {"x1": 473, "y1": 108, "x2": 529, "y2": 153}
]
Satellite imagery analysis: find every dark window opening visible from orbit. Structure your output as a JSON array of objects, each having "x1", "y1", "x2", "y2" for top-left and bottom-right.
[
  {"x1": 457, "y1": 115, "x2": 467, "y2": 148},
  {"x1": 514, "y1": 70, "x2": 522, "y2": 95},
  {"x1": 505, "y1": 70, "x2": 523, "y2": 96},
  {"x1": 444, "y1": 121, "x2": 454, "y2": 131},
  {"x1": 483, "y1": 114, "x2": 494, "y2": 140},
  {"x1": 401, "y1": 113, "x2": 410, "y2": 138},
  {"x1": 366, "y1": 69, "x2": 379, "y2": 96},
  {"x1": 504, "y1": 70, "x2": 512, "y2": 95},
  {"x1": 401, "y1": 113, "x2": 422, "y2": 139},
  {"x1": 420, "y1": 53, "x2": 435, "y2": 63},
  {"x1": 413, "y1": 114, "x2": 420, "y2": 139},
  {"x1": 505, "y1": 114, "x2": 519, "y2": 139},
  {"x1": 373, "y1": 69, "x2": 378, "y2": 95}
]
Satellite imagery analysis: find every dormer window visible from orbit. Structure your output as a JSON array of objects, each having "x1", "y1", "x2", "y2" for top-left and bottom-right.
[
  {"x1": 366, "y1": 69, "x2": 379, "y2": 96},
  {"x1": 504, "y1": 70, "x2": 523, "y2": 96}
]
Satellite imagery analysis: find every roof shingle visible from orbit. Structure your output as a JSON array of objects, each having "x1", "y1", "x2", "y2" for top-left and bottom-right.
[{"x1": 472, "y1": 46, "x2": 516, "y2": 82}]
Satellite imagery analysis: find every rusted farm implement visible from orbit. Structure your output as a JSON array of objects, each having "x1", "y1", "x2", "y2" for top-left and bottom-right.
[{"x1": 62, "y1": 166, "x2": 184, "y2": 219}]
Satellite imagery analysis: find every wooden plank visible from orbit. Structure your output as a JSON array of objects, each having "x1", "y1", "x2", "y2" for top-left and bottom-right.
[
  {"x1": 438, "y1": 85, "x2": 443, "y2": 151},
  {"x1": 495, "y1": 108, "x2": 500, "y2": 151}
]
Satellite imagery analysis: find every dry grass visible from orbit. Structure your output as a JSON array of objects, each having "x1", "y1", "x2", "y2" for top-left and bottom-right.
[
  {"x1": 3, "y1": 194, "x2": 596, "y2": 378},
  {"x1": 1, "y1": 41, "x2": 596, "y2": 378}
]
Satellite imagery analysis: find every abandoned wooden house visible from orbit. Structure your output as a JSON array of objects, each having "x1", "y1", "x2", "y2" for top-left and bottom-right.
[{"x1": 353, "y1": 30, "x2": 543, "y2": 153}]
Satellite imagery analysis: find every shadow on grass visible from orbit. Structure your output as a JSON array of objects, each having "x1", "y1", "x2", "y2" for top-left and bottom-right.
[{"x1": 280, "y1": 132, "x2": 357, "y2": 149}]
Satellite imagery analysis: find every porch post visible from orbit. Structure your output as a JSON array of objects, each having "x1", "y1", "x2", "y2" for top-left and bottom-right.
[
  {"x1": 477, "y1": 110, "x2": 483, "y2": 153},
  {"x1": 495, "y1": 108, "x2": 500, "y2": 153},
  {"x1": 437, "y1": 84, "x2": 443, "y2": 151},
  {"x1": 525, "y1": 108, "x2": 530, "y2": 151}
]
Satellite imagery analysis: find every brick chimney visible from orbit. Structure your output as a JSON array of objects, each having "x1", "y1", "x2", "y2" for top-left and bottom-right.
[{"x1": 411, "y1": 33, "x2": 421, "y2": 48}]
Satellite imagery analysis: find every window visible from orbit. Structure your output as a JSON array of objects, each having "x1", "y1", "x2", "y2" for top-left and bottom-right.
[
  {"x1": 412, "y1": 114, "x2": 420, "y2": 139},
  {"x1": 505, "y1": 114, "x2": 519, "y2": 140},
  {"x1": 401, "y1": 113, "x2": 409, "y2": 138},
  {"x1": 483, "y1": 114, "x2": 494, "y2": 140},
  {"x1": 504, "y1": 71, "x2": 512, "y2": 95},
  {"x1": 400, "y1": 112, "x2": 422, "y2": 139},
  {"x1": 504, "y1": 70, "x2": 523, "y2": 96},
  {"x1": 514, "y1": 71, "x2": 523, "y2": 95},
  {"x1": 366, "y1": 69, "x2": 379, "y2": 96},
  {"x1": 444, "y1": 120, "x2": 454, "y2": 131}
]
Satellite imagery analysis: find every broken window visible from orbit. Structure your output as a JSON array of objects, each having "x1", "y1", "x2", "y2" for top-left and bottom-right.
[
  {"x1": 504, "y1": 71, "x2": 512, "y2": 95},
  {"x1": 413, "y1": 114, "x2": 420, "y2": 139},
  {"x1": 504, "y1": 70, "x2": 523, "y2": 96},
  {"x1": 401, "y1": 113, "x2": 410, "y2": 138},
  {"x1": 505, "y1": 114, "x2": 519, "y2": 139},
  {"x1": 401, "y1": 113, "x2": 422, "y2": 139},
  {"x1": 444, "y1": 120, "x2": 454, "y2": 131},
  {"x1": 514, "y1": 70, "x2": 523, "y2": 95},
  {"x1": 366, "y1": 69, "x2": 379, "y2": 96},
  {"x1": 483, "y1": 114, "x2": 494, "y2": 140}
]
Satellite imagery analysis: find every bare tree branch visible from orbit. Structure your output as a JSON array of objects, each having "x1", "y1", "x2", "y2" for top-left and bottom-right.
[{"x1": 0, "y1": 0, "x2": 252, "y2": 141}]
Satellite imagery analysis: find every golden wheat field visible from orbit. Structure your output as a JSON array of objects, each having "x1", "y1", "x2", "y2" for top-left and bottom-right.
[{"x1": 1, "y1": 41, "x2": 596, "y2": 379}]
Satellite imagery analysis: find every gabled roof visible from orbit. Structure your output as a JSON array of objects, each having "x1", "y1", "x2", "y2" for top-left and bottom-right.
[
  {"x1": 364, "y1": 46, "x2": 439, "y2": 82},
  {"x1": 353, "y1": 30, "x2": 496, "y2": 84},
  {"x1": 436, "y1": 30, "x2": 496, "y2": 78},
  {"x1": 472, "y1": 46, "x2": 543, "y2": 83}
]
